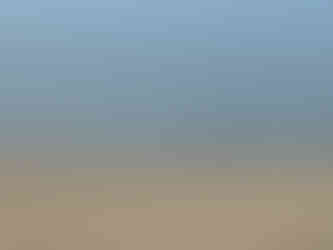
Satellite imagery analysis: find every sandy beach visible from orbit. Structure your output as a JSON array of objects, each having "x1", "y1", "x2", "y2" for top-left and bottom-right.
[{"x1": 1, "y1": 162, "x2": 333, "y2": 250}]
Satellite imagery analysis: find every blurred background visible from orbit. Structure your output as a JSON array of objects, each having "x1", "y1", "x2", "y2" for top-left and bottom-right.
[{"x1": 0, "y1": 0, "x2": 332, "y2": 249}]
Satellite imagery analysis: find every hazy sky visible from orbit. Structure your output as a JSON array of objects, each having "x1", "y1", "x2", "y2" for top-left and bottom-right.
[{"x1": 1, "y1": 0, "x2": 332, "y2": 147}]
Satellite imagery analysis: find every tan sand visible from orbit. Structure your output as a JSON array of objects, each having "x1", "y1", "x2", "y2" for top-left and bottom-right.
[{"x1": 1, "y1": 165, "x2": 333, "y2": 250}]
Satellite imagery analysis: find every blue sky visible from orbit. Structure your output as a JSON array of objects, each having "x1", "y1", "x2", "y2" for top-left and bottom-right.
[{"x1": 0, "y1": 0, "x2": 332, "y2": 146}]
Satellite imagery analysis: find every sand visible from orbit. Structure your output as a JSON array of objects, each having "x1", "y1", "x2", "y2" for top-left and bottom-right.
[{"x1": 1, "y1": 165, "x2": 333, "y2": 250}]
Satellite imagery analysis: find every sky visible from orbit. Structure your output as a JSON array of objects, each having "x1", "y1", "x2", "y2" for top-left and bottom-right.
[{"x1": 0, "y1": 0, "x2": 332, "y2": 154}]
